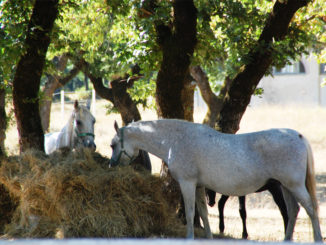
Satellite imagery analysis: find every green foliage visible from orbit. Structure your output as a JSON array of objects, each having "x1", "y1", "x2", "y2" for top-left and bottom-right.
[
  {"x1": 296, "y1": 0, "x2": 326, "y2": 63},
  {"x1": 105, "y1": 102, "x2": 119, "y2": 114},
  {"x1": 48, "y1": 0, "x2": 165, "y2": 107},
  {"x1": 1, "y1": 0, "x2": 325, "y2": 106},
  {"x1": 194, "y1": 0, "x2": 270, "y2": 82},
  {"x1": 254, "y1": 87, "x2": 264, "y2": 98},
  {"x1": 0, "y1": 0, "x2": 33, "y2": 83},
  {"x1": 128, "y1": 76, "x2": 157, "y2": 110},
  {"x1": 194, "y1": 0, "x2": 325, "y2": 86}
]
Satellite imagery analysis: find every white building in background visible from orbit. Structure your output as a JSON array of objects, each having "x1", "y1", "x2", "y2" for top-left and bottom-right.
[
  {"x1": 194, "y1": 55, "x2": 326, "y2": 108},
  {"x1": 250, "y1": 54, "x2": 326, "y2": 106}
]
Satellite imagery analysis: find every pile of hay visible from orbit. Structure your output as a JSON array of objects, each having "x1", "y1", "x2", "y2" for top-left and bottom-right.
[
  {"x1": 0, "y1": 150, "x2": 189, "y2": 238},
  {"x1": 0, "y1": 184, "x2": 18, "y2": 234}
]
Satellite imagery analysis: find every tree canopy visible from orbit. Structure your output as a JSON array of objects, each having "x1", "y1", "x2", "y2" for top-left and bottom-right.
[
  {"x1": 0, "y1": 0, "x2": 325, "y2": 151},
  {"x1": 1, "y1": 0, "x2": 325, "y2": 96},
  {"x1": 55, "y1": 0, "x2": 326, "y2": 97}
]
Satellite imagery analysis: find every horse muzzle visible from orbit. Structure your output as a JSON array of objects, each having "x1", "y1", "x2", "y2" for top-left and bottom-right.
[{"x1": 83, "y1": 139, "x2": 96, "y2": 151}]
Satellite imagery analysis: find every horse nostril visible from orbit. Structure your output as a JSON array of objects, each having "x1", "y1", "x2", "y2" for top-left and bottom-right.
[{"x1": 84, "y1": 139, "x2": 96, "y2": 150}]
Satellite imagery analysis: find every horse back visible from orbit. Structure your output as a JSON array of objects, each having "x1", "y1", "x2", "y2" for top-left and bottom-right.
[
  {"x1": 181, "y1": 127, "x2": 307, "y2": 194},
  {"x1": 246, "y1": 128, "x2": 306, "y2": 160},
  {"x1": 44, "y1": 131, "x2": 61, "y2": 154}
]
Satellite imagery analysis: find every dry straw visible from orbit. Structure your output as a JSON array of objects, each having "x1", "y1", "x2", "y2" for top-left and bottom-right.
[{"x1": 0, "y1": 149, "x2": 192, "y2": 238}]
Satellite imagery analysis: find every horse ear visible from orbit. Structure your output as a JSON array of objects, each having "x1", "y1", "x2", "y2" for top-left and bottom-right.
[
  {"x1": 74, "y1": 100, "x2": 79, "y2": 110},
  {"x1": 114, "y1": 121, "x2": 119, "y2": 133}
]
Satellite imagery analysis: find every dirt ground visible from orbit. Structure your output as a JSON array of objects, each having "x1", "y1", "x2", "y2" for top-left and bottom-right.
[{"x1": 205, "y1": 174, "x2": 326, "y2": 242}]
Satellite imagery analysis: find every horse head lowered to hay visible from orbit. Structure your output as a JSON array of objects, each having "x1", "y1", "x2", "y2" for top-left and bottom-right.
[
  {"x1": 109, "y1": 119, "x2": 322, "y2": 241},
  {"x1": 44, "y1": 100, "x2": 96, "y2": 154}
]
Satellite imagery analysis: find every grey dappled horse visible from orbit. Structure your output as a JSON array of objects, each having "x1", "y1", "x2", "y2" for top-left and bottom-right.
[
  {"x1": 109, "y1": 119, "x2": 322, "y2": 241},
  {"x1": 44, "y1": 100, "x2": 96, "y2": 154}
]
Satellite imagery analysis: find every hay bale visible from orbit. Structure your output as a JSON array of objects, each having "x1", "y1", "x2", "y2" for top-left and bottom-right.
[
  {"x1": 0, "y1": 150, "x2": 188, "y2": 238},
  {"x1": 0, "y1": 184, "x2": 18, "y2": 234}
]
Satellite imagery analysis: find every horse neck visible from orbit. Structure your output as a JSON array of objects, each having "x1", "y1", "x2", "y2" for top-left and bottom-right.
[
  {"x1": 126, "y1": 122, "x2": 172, "y2": 162},
  {"x1": 60, "y1": 114, "x2": 75, "y2": 148}
]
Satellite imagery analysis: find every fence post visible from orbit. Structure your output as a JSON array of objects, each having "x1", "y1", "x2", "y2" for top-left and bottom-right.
[
  {"x1": 91, "y1": 89, "x2": 96, "y2": 115},
  {"x1": 61, "y1": 90, "x2": 64, "y2": 120}
]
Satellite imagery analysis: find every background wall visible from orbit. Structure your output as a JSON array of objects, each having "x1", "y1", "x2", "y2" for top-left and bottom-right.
[{"x1": 250, "y1": 55, "x2": 326, "y2": 106}]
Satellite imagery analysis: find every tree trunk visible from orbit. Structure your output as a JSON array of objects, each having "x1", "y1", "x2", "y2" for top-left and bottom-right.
[
  {"x1": 0, "y1": 87, "x2": 6, "y2": 157},
  {"x1": 217, "y1": 0, "x2": 309, "y2": 134},
  {"x1": 155, "y1": 0, "x2": 198, "y2": 226},
  {"x1": 181, "y1": 72, "x2": 196, "y2": 122},
  {"x1": 12, "y1": 0, "x2": 59, "y2": 152},
  {"x1": 82, "y1": 61, "x2": 142, "y2": 126},
  {"x1": 110, "y1": 79, "x2": 141, "y2": 124},
  {"x1": 84, "y1": 66, "x2": 151, "y2": 171},
  {"x1": 40, "y1": 55, "x2": 81, "y2": 132},
  {"x1": 84, "y1": 74, "x2": 89, "y2": 91},
  {"x1": 190, "y1": 65, "x2": 231, "y2": 129},
  {"x1": 40, "y1": 55, "x2": 68, "y2": 132},
  {"x1": 155, "y1": 0, "x2": 197, "y2": 119}
]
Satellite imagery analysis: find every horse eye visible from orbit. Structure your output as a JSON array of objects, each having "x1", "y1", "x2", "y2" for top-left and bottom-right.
[
  {"x1": 110, "y1": 144, "x2": 115, "y2": 150},
  {"x1": 76, "y1": 120, "x2": 82, "y2": 126}
]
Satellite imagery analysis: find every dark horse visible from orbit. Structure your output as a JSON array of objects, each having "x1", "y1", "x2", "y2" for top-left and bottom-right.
[
  {"x1": 206, "y1": 180, "x2": 288, "y2": 239},
  {"x1": 131, "y1": 149, "x2": 152, "y2": 171}
]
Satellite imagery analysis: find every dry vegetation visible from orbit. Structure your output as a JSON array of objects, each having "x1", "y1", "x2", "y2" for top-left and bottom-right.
[
  {"x1": 0, "y1": 150, "x2": 189, "y2": 238},
  {"x1": 2, "y1": 100, "x2": 326, "y2": 242}
]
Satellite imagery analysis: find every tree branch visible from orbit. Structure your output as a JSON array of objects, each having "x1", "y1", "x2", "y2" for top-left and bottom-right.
[
  {"x1": 190, "y1": 66, "x2": 231, "y2": 128},
  {"x1": 218, "y1": 0, "x2": 309, "y2": 133},
  {"x1": 78, "y1": 58, "x2": 113, "y2": 101}
]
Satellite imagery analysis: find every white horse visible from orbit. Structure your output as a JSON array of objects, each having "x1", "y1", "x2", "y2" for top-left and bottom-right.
[
  {"x1": 44, "y1": 100, "x2": 96, "y2": 154},
  {"x1": 109, "y1": 119, "x2": 322, "y2": 241}
]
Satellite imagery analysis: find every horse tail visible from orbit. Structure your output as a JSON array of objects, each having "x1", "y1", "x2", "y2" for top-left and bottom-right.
[{"x1": 301, "y1": 134, "x2": 318, "y2": 212}]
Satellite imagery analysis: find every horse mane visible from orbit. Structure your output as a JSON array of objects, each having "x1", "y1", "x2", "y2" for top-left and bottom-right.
[{"x1": 58, "y1": 112, "x2": 75, "y2": 147}]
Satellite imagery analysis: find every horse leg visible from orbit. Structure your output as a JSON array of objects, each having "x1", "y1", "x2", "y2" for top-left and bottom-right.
[
  {"x1": 179, "y1": 179, "x2": 196, "y2": 239},
  {"x1": 218, "y1": 195, "x2": 229, "y2": 234},
  {"x1": 206, "y1": 189, "x2": 216, "y2": 207},
  {"x1": 289, "y1": 186, "x2": 322, "y2": 242},
  {"x1": 239, "y1": 196, "x2": 248, "y2": 239},
  {"x1": 268, "y1": 183, "x2": 288, "y2": 234},
  {"x1": 281, "y1": 187, "x2": 300, "y2": 241},
  {"x1": 196, "y1": 186, "x2": 213, "y2": 239}
]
